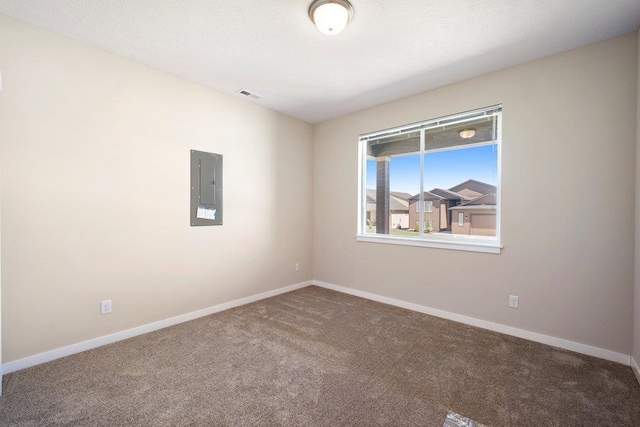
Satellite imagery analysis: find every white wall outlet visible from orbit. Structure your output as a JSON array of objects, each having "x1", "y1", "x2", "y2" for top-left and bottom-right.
[
  {"x1": 509, "y1": 295, "x2": 519, "y2": 309},
  {"x1": 295, "y1": 263, "x2": 300, "y2": 272},
  {"x1": 101, "y1": 299, "x2": 112, "y2": 315}
]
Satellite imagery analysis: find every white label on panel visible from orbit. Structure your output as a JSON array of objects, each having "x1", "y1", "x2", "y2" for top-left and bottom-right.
[{"x1": 197, "y1": 207, "x2": 217, "y2": 220}]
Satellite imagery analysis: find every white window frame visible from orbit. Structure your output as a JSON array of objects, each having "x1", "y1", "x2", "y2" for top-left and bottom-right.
[{"x1": 356, "y1": 105, "x2": 503, "y2": 254}]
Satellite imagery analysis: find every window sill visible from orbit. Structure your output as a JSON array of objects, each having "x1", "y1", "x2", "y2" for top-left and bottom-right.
[{"x1": 355, "y1": 234, "x2": 502, "y2": 254}]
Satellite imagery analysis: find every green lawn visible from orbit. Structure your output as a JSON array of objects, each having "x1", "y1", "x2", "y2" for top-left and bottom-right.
[
  {"x1": 390, "y1": 228, "x2": 419, "y2": 237},
  {"x1": 366, "y1": 228, "x2": 419, "y2": 237}
]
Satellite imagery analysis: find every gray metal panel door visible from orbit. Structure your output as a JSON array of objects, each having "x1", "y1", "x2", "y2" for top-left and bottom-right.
[
  {"x1": 199, "y1": 158, "x2": 216, "y2": 205},
  {"x1": 191, "y1": 150, "x2": 223, "y2": 226}
]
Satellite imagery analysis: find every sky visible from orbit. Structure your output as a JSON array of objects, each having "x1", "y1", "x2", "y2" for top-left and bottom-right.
[{"x1": 366, "y1": 144, "x2": 498, "y2": 195}]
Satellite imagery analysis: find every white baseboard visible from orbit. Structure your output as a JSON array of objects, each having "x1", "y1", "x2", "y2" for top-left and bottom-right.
[
  {"x1": 632, "y1": 357, "x2": 640, "y2": 385},
  {"x1": 2, "y1": 281, "x2": 312, "y2": 375},
  {"x1": 312, "y1": 280, "x2": 631, "y2": 366}
]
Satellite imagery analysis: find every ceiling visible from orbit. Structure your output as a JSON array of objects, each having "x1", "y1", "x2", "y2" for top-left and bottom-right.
[{"x1": 1, "y1": 1, "x2": 639, "y2": 124}]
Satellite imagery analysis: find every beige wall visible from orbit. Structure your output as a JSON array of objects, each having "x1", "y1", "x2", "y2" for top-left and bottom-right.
[
  {"x1": 313, "y1": 34, "x2": 638, "y2": 354},
  {"x1": 634, "y1": 27, "x2": 640, "y2": 370},
  {"x1": 0, "y1": 15, "x2": 313, "y2": 363}
]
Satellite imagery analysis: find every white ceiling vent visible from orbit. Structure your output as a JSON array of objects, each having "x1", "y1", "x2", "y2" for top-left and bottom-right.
[{"x1": 236, "y1": 89, "x2": 261, "y2": 99}]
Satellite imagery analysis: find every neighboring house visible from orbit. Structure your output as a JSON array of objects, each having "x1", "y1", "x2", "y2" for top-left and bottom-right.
[
  {"x1": 450, "y1": 193, "x2": 497, "y2": 236},
  {"x1": 408, "y1": 191, "x2": 447, "y2": 232},
  {"x1": 366, "y1": 190, "x2": 410, "y2": 229},
  {"x1": 408, "y1": 179, "x2": 497, "y2": 234},
  {"x1": 369, "y1": 179, "x2": 496, "y2": 233},
  {"x1": 408, "y1": 188, "x2": 470, "y2": 232}
]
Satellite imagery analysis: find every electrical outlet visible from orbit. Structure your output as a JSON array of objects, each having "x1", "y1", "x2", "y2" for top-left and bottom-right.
[
  {"x1": 295, "y1": 263, "x2": 300, "y2": 272},
  {"x1": 509, "y1": 295, "x2": 519, "y2": 309},
  {"x1": 101, "y1": 299, "x2": 112, "y2": 315}
]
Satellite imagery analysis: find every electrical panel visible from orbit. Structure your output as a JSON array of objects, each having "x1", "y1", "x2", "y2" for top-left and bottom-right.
[{"x1": 190, "y1": 150, "x2": 223, "y2": 226}]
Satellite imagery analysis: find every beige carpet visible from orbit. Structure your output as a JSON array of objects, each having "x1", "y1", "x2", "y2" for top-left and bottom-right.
[{"x1": 1, "y1": 286, "x2": 639, "y2": 426}]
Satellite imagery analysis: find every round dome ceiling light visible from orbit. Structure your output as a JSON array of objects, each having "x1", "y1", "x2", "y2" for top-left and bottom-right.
[
  {"x1": 309, "y1": 0, "x2": 354, "y2": 36},
  {"x1": 459, "y1": 129, "x2": 476, "y2": 139}
]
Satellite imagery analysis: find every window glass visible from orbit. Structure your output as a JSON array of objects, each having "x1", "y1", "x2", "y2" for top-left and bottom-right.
[
  {"x1": 359, "y1": 106, "x2": 501, "y2": 249},
  {"x1": 365, "y1": 131, "x2": 420, "y2": 238}
]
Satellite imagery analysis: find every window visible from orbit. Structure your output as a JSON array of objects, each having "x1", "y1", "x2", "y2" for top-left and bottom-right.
[
  {"x1": 358, "y1": 105, "x2": 502, "y2": 253},
  {"x1": 415, "y1": 201, "x2": 433, "y2": 213}
]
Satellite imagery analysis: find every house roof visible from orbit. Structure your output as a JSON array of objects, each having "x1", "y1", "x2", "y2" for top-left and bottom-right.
[
  {"x1": 449, "y1": 193, "x2": 497, "y2": 210},
  {"x1": 429, "y1": 188, "x2": 469, "y2": 201},
  {"x1": 366, "y1": 190, "x2": 410, "y2": 212},
  {"x1": 390, "y1": 191, "x2": 412, "y2": 201},
  {"x1": 366, "y1": 190, "x2": 376, "y2": 204},
  {"x1": 370, "y1": 184, "x2": 492, "y2": 207},
  {"x1": 463, "y1": 193, "x2": 497, "y2": 206},
  {"x1": 448, "y1": 179, "x2": 497, "y2": 196},
  {"x1": 408, "y1": 191, "x2": 445, "y2": 202}
]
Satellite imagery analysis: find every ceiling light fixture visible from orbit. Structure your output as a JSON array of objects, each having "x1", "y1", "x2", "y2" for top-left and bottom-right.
[
  {"x1": 459, "y1": 129, "x2": 476, "y2": 139},
  {"x1": 309, "y1": 0, "x2": 354, "y2": 36}
]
